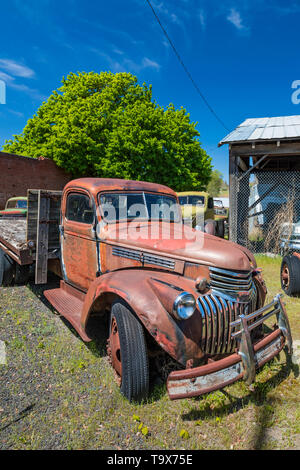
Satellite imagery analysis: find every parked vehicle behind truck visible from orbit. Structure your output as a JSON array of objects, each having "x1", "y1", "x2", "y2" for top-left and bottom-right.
[
  {"x1": 0, "y1": 196, "x2": 27, "y2": 218},
  {"x1": 0, "y1": 178, "x2": 293, "y2": 401},
  {"x1": 178, "y1": 192, "x2": 217, "y2": 236},
  {"x1": 213, "y1": 198, "x2": 229, "y2": 238}
]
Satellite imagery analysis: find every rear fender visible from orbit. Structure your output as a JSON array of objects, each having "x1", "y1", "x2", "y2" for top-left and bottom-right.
[{"x1": 81, "y1": 269, "x2": 204, "y2": 366}]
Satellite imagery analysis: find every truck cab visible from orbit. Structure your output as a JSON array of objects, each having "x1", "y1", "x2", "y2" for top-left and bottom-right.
[
  {"x1": 0, "y1": 178, "x2": 293, "y2": 402},
  {"x1": 177, "y1": 191, "x2": 216, "y2": 235}
]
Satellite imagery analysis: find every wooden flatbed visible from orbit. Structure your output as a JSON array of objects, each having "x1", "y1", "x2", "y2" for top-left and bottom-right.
[
  {"x1": 0, "y1": 189, "x2": 62, "y2": 282},
  {"x1": 0, "y1": 219, "x2": 32, "y2": 265}
]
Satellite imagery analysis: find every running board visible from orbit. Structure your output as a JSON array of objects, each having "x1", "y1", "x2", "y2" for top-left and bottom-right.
[{"x1": 44, "y1": 281, "x2": 91, "y2": 342}]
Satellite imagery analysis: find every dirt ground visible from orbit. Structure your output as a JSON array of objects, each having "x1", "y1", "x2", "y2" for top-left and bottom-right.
[{"x1": 0, "y1": 256, "x2": 299, "y2": 450}]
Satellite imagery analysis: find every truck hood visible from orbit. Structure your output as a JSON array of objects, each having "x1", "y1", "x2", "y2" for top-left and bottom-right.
[
  {"x1": 181, "y1": 206, "x2": 205, "y2": 217},
  {"x1": 99, "y1": 221, "x2": 256, "y2": 271}
]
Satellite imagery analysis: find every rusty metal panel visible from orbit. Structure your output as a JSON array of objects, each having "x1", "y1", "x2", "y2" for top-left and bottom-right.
[{"x1": 62, "y1": 231, "x2": 99, "y2": 290}]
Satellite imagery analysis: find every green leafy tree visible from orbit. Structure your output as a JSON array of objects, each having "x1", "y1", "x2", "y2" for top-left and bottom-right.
[
  {"x1": 3, "y1": 71, "x2": 212, "y2": 191},
  {"x1": 206, "y1": 169, "x2": 224, "y2": 197}
]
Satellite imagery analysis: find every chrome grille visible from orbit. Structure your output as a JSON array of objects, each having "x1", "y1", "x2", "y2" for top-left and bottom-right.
[
  {"x1": 112, "y1": 246, "x2": 175, "y2": 270},
  {"x1": 197, "y1": 286, "x2": 258, "y2": 355},
  {"x1": 209, "y1": 267, "x2": 253, "y2": 294}
]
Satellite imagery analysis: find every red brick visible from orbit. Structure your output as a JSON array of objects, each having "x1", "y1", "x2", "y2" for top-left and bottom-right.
[{"x1": 0, "y1": 152, "x2": 71, "y2": 209}]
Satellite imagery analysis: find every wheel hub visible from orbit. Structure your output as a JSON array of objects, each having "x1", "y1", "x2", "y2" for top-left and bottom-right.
[
  {"x1": 281, "y1": 263, "x2": 290, "y2": 288},
  {"x1": 107, "y1": 317, "x2": 122, "y2": 386}
]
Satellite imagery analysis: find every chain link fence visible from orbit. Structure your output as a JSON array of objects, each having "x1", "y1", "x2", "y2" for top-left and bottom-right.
[{"x1": 233, "y1": 170, "x2": 300, "y2": 254}]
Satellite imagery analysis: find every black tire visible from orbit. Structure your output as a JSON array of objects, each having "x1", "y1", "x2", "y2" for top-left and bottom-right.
[
  {"x1": 280, "y1": 255, "x2": 300, "y2": 296},
  {"x1": 216, "y1": 220, "x2": 225, "y2": 238},
  {"x1": 15, "y1": 264, "x2": 30, "y2": 285},
  {"x1": 0, "y1": 249, "x2": 15, "y2": 286},
  {"x1": 108, "y1": 301, "x2": 149, "y2": 402}
]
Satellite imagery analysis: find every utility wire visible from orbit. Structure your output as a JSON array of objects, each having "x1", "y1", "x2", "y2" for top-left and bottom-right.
[{"x1": 145, "y1": 0, "x2": 230, "y2": 132}]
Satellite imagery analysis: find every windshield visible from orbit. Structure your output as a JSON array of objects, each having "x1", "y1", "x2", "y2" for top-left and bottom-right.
[
  {"x1": 188, "y1": 196, "x2": 205, "y2": 206},
  {"x1": 214, "y1": 200, "x2": 223, "y2": 208},
  {"x1": 16, "y1": 200, "x2": 27, "y2": 208},
  {"x1": 179, "y1": 196, "x2": 205, "y2": 206},
  {"x1": 99, "y1": 192, "x2": 181, "y2": 223}
]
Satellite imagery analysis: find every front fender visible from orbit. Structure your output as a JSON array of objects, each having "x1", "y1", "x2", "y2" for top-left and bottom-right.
[{"x1": 81, "y1": 269, "x2": 205, "y2": 366}]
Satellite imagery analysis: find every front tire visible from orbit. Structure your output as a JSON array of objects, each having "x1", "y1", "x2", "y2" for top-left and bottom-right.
[
  {"x1": 216, "y1": 220, "x2": 225, "y2": 238},
  {"x1": 107, "y1": 301, "x2": 149, "y2": 402},
  {"x1": 280, "y1": 254, "x2": 300, "y2": 296}
]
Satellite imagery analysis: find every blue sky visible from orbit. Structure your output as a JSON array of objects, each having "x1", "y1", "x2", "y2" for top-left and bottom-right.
[{"x1": 0, "y1": 0, "x2": 300, "y2": 182}]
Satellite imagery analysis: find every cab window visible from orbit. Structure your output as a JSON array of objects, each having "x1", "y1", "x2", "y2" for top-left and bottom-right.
[
  {"x1": 178, "y1": 196, "x2": 188, "y2": 205},
  {"x1": 7, "y1": 200, "x2": 16, "y2": 209},
  {"x1": 66, "y1": 193, "x2": 94, "y2": 224}
]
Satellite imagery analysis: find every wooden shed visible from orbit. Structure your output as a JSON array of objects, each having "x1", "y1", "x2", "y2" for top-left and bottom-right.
[{"x1": 219, "y1": 115, "x2": 300, "y2": 252}]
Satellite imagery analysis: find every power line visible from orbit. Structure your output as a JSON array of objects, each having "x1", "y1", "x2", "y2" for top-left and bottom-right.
[{"x1": 145, "y1": 0, "x2": 230, "y2": 132}]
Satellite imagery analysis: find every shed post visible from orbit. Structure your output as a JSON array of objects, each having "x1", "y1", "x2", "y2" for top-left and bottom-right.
[{"x1": 229, "y1": 149, "x2": 238, "y2": 242}]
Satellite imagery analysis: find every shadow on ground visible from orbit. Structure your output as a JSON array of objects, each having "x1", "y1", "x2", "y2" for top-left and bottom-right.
[
  {"x1": 27, "y1": 274, "x2": 108, "y2": 358},
  {"x1": 181, "y1": 350, "x2": 299, "y2": 449}
]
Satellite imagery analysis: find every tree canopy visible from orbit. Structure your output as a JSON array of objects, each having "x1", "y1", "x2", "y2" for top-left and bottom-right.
[
  {"x1": 4, "y1": 71, "x2": 212, "y2": 191},
  {"x1": 206, "y1": 169, "x2": 227, "y2": 197}
]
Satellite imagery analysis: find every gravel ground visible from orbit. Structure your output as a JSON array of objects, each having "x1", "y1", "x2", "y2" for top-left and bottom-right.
[
  {"x1": 1, "y1": 268, "x2": 299, "y2": 450},
  {"x1": 0, "y1": 277, "x2": 72, "y2": 449},
  {"x1": 1, "y1": 276, "x2": 111, "y2": 449},
  {"x1": 0, "y1": 276, "x2": 157, "y2": 450}
]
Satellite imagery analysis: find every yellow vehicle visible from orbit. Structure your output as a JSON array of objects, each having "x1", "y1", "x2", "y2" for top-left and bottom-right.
[{"x1": 177, "y1": 192, "x2": 217, "y2": 235}]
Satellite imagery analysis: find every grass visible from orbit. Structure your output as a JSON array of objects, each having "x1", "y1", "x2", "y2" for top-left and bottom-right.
[{"x1": 0, "y1": 257, "x2": 299, "y2": 450}]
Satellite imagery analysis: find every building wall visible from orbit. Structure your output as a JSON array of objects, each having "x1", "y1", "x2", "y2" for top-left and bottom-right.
[{"x1": 0, "y1": 152, "x2": 71, "y2": 209}]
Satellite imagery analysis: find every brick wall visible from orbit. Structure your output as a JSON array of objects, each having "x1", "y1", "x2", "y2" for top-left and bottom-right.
[{"x1": 0, "y1": 152, "x2": 71, "y2": 209}]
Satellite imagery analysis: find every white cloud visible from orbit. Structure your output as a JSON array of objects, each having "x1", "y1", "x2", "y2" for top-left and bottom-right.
[
  {"x1": 0, "y1": 58, "x2": 46, "y2": 100},
  {"x1": 0, "y1": 59, "x2": 35, "y2": 78},
  {"x1": 9, "y1": 82, "x2": 46, "y2": 101},
  {"x1": 198, "y1": 9, "x2": 206, "y2": 29},
  {"x1": 113, "y1": 48, "x2": 124, "y2": 55},
  {"x1": 227, "y1": 8, "x2": 246, "y2": 30},
  {"x1": 141, "y1": 57, "x2": 160, "y2": 70},
  {"x1": 170, "y1": 13, "x2": 180, "y2": 25},
  {"x1": 0, "y1": 71, "x2": 13, "y2": 83},
  {"x1": 7, "y1": 109, "x2": 24, "y2": 118},
  {"x1": 90, "y1": 48, "x2": 160, "y2": 74}
]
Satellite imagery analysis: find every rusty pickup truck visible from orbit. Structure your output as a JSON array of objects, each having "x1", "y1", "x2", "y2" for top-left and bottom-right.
[{"x1": 0, "y1": 178, "x2": 293, "y2": 401}]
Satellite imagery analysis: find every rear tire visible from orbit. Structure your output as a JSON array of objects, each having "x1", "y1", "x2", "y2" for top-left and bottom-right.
[
  {"x1": 280, "y1": 255, "x2": 300, "y2": 296},
  {"x1": 107, "y1": 301, "x2": 149, "y2": 402},
  {"x1": 15, "y1": 264, "x2": 30, "y2": 285},
  {"x1": 0, "y1": 249, "x2": 15, "y2": 286}
]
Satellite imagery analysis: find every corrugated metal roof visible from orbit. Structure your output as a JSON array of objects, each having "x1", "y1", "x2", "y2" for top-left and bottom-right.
[{"x1": 219, "y1": 115, "x2": 300, "y2": 146}]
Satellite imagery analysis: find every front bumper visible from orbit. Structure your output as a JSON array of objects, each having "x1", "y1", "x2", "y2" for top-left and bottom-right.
[
  {"x1": 167, "y1": 294, "x2": 293, "y2": 400},
  {"x1": 280, "y1": 238, "x2": 300, "y2": 251}
]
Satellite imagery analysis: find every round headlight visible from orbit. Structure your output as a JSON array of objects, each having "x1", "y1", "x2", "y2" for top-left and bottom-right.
[{"x1": 173, "y1": 292, "x2": 196, "y2": 320}]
